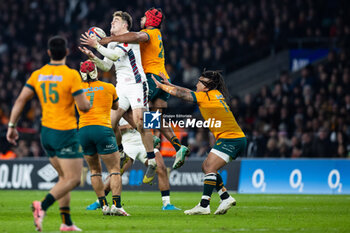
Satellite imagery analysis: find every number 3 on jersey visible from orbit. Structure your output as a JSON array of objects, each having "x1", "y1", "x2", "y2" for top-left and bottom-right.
[{"x1": 40, "y1": 83, "x2": 59, "y2": 103}]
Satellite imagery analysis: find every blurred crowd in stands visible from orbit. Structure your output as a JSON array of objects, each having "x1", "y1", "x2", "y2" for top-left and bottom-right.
[
  {"x1": 0, "y1": 0, "x2": 349, "y2": 158},
  {"x1": 238, "y1": 50, "x2": 350, "y2": 158}
]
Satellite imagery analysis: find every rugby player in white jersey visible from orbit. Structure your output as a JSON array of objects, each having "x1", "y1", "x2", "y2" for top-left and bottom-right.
[{"x1": 79, "y1": 11, "x2": 157, "y2": 183}]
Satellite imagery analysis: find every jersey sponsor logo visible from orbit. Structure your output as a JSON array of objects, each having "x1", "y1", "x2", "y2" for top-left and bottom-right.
[
  {"x1": 143, "y1": 110, "x2": 161, "y2": 129},
  {"x1": 38, "y1": 74, "x2": 63, "y2": 82},
  {"x1": 83, "y1": 86, "x2": 104, "y2": 92}
]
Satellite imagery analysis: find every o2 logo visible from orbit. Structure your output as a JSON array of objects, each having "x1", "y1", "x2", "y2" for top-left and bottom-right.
[
  {"x1": 289, "y1": 169, "x2": 304, "y2": 192},
  {"x1": 252, "y1": 169, "x2": 266, "y2": 192},
  {"x1": 328, "y1": 169, "x2": 342, "y2": 193}
]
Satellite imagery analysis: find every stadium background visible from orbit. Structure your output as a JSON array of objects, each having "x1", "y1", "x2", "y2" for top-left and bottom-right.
[
  {"x1": 1, "y1": 2, "x2": 349, "y2": 233},
  {"x1": 0, "y1": 0, "x2": 349, "y2": 160}
]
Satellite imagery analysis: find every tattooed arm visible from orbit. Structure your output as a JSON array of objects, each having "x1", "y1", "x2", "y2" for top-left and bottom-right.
[
  {"x1": 158, "y1": 72, "x2": 193, "y2": 93},
  {"x1": 151, "y1": 75, "x2": 195, "y2": 102}
]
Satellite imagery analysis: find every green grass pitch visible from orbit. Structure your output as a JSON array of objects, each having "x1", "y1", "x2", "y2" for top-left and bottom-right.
[{"x1": 0, "y1": 190, "x2": 349, "y2": 233}]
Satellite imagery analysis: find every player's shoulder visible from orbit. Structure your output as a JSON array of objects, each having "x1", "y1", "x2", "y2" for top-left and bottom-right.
[
  {"x1": 99, "y1": 81, "x2": 116, "y2": 91},
  {"x1": 211, "y1": 90, "x2": 223, "y2": 98},
  {"x1": 30, "y1": 68, "x2": 41, "y2": 77},
  {"x1": 142, "y1": 28, "x2": 160, "y2": 33},
  {"x1": 104, "y1": 81, "x2": 115, "y2": 89},
  {"x1": 32, "y1": 64, "x2": 50, "y2": 74},
  {"x1": 141, "y1": 28, "x2": 160, "y2": 38},
  {"x1": 27, "y1": 65, "x2": 46, "y2": 82}
]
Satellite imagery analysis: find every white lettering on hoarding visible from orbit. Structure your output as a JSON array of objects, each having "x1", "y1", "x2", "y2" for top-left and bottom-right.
[
  {"x1": 252, "y1": 169, "x2": 266, "y2": 192},
  {"x1": 328, "y1": 169, "x2": 342, "y2": 193},
  {"x1": 169, "y1": 171, "x2": 204, "y2": 186},
  {"x1": 289, "y1": 169, "x2": 303, "y2": 192},
  {"x1": 0, "y1": 164, "x2": 9, "y2": 189},
  {"x1": 0, "y1": 164, "x2": 33, "y2": 189}
]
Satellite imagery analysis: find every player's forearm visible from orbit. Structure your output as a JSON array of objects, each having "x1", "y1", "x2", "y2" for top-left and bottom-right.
[
  {"x1": 100, "y1": 32, "x2": 147, "y2": 45},
  {"x1": 172, "y1": 84, "x2": 192, "y2": 93},
  {"x1": 96, "y1": 44, "x2": 124, "y2": 62},
  {"x1": 9, "y1": 99, "x2": 26, "y2": 125},
  {"x1": 111, "y1": 32, "x2": 140, "y2": 43},
  {"x1": 119, "y1": 125, "x2": 133, "y2": 130},
  {"x1": 90, "y1": 56, "x2": 112, "y2": 71},
  {"x1": 158, "y1": 83, "x2": 194, "y2": 102}
]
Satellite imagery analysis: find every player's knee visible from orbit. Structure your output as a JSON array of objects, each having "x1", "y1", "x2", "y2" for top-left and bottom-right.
[
  {"x1": 90, "y1": 166, "x2": 102, "y2": 174},
  {"x1": 66, "y1": 176, "x2": 81, "y2": 188},
  {"x1": 73, "y1": 178, "x2": 81, "y2": 187},
  {"x1": 202, "y1": 161, "x2": 209, "y2": 173}
]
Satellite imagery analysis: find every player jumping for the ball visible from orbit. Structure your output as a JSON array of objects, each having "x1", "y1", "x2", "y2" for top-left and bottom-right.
[
  {"x1": 96, "y1": 8, "x2": 190, "y2": 170},
  {"x1": 79, "y1": 11, "x2": 157, "y2": 183}
]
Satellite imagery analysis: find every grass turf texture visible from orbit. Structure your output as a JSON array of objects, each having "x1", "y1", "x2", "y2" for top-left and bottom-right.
[{"x1": 0, "y1": 191, "x2": 349, "y2": 233}]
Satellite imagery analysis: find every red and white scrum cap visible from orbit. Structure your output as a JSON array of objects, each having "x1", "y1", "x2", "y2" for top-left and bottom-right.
[
  {"x1": 145, "y1": 8, "x2": 163, "y2": 28},
  {"x1": 80, "y1": 60, "x2": 97, "y2": 81}
]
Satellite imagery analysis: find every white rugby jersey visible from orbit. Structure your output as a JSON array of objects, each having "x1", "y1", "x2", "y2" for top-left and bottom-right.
[{"x1": 104, "y1": 42, "x2": 147, "y2": 85}]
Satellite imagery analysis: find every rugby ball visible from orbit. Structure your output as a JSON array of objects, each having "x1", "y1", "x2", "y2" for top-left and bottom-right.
[{"x1": 87, "y1": 27, "x2": 106, "y2": 41}]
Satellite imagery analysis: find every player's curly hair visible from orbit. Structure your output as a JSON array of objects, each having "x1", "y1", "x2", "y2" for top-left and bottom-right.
[{"x1": 201, "y1": 69, "x2": 232, "y2": 109}]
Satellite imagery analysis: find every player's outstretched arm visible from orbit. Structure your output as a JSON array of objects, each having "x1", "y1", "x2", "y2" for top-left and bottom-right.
[
  {"x1": 78, "y1": 46, "x2": 112, "y2": 71},
  {"x1": 7, "y1": 86, "x2": 35, "y2": 145},
  {"x1": 99, "y1": 31, "x2": 149, "y2": 45},
  {"x1": 151, "y1": 75, "x2": 194, "y2": 102},
  {"x1": 158, "y1": 72, "x2": 192, "y2": 92}
]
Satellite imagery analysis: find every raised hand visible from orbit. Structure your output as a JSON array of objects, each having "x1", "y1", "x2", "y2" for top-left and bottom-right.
[
  {"x1": 158, "y1": 72, "x2": 171, "y2": 85},
  {"x1": 80, "y1": 32, "x2": 99, "y2": 48},
  {"x1": 151, "y1": 75, "x2": 161, "y2": 88},
  {"x1": 78, "y1": 46, "x2": 96, "y2": 59}
]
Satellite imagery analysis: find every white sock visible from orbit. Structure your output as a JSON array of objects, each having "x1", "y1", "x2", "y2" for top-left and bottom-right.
[
  {"x1": 218, "y1": 188, "x2": 226, "y2": 196},
  {"x1": 162, "y1": 196, "x2": 170, "y2": 206}
]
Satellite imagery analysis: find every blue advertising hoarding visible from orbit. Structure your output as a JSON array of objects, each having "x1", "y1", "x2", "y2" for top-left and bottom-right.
[
  {"x1": 238, "y1": 159, "x2": 350, "y2": 194},
  {"x1": 289, "y1": 49, "x2": 329, "y2": 72}
]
